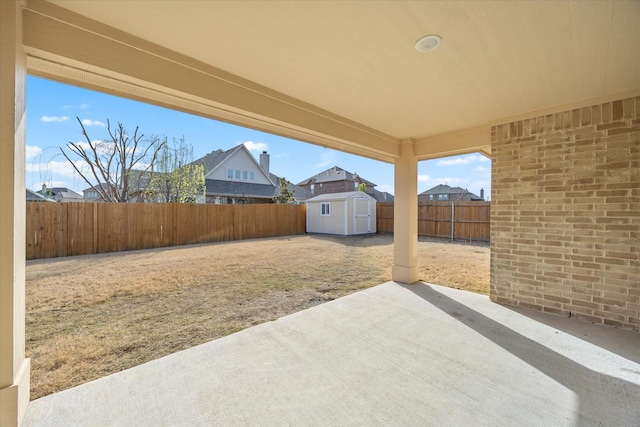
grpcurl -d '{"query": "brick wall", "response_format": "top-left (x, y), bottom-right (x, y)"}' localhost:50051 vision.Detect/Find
top-left (491, 96), bottom-right (639, 330)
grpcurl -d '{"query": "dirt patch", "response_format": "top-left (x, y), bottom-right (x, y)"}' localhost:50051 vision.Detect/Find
top-left (26, 234), bottom-right (489, 400)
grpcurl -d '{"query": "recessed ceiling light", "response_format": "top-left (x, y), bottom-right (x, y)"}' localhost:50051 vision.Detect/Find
top-left (415, 35), bottom-right (442, 53)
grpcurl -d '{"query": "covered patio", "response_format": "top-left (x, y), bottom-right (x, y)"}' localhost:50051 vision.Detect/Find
top-left (22, 282), bottom-right (640, 426)
top-left (1, 1), bottom-right (638, 425)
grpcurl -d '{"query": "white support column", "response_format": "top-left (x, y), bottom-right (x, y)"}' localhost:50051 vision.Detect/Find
top-left (392, 139), bottom-right (418, 284)
top-left (0, 1), bottom-right (30, 426)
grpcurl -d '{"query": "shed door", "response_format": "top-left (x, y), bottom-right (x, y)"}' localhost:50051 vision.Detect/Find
top-left (353, 198), bottom-right (371, 234)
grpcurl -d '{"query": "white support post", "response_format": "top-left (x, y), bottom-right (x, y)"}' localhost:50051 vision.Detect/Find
top-left (392, 139), bottom-right (418, 284)
top-left (0, 2), bottom-right (31, 426)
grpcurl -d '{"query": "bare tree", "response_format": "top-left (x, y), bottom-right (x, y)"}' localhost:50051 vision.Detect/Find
top-left (60, 117), bottom-right (165, 202)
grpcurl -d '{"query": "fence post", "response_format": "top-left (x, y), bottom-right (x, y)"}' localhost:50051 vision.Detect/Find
top-left (451, 202), bottom-right (454, 241)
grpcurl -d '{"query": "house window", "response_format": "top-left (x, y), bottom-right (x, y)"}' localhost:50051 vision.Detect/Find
top-left (321, 202), bottom-right (330, 216)
top-left (429, 194), bottom-right (434, 200)
top-left (438, 194), bottom-right (449, 200)
top-left (354, 182), bottom-right (358, 190)
top-left (227, 168), bottom-right (256, 181)
top-left (310, 184), bottom-right (315, 194)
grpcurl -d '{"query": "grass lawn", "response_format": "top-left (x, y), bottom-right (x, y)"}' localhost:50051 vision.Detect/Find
top-left (26, 233), bottom-right (489, 400)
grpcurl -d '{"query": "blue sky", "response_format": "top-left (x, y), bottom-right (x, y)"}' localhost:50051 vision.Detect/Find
top-left (26, 75), bottom-right (491, 198)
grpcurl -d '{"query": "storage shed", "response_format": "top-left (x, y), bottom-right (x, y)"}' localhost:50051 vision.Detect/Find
top-left (306, 191), bottom-right (376, 235)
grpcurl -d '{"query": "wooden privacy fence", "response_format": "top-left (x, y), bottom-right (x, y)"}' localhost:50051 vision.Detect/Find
top-left (26, 202), bottom-right (306, 260)
top-left (376, 201), bottom-right (491, 242)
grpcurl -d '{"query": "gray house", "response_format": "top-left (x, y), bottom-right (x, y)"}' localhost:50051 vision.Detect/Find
top-left (26, 189), bottom-right (53, 202)
top-left (418, 184), bottom-right (485, 202)
top-left (193, 144), bottom-right (311, 204)
top-left (37, 185), bottom-right (84, 202)
top-left (297, 166), bottom-right (394, 202)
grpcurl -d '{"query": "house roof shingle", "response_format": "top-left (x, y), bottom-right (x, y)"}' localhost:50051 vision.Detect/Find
top-left (27, 189), bottom-right (54, 202)
top-left (419, 184), bottom-right (482, 200)
top-left (297, 166), bottom-right (376, 187)
top-left (193, 149), bottom-right (235, 176)
top-left (37, 187), bottom-right (83, 201)
top-left (205, 179), bottom-right (275, 198)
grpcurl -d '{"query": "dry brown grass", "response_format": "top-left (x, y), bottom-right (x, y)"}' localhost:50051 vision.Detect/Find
top-left (26, 234), bottom-right (489, 400)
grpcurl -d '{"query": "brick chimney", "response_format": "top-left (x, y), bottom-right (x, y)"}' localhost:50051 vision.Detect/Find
top-left (260, 151), bottom-right (269, 174)
top-left (480, 188), bottom-right (484, 200)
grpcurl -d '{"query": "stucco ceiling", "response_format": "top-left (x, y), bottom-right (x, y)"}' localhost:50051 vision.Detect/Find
top-left (26, 0), bottom-right (640, 160)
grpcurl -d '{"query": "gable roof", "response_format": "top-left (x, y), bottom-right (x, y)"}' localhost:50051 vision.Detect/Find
top-left (297, 166), bottom-right (376, 187)
top-left (192, 149), bottom-right (233, 175)
top-left (193, 144), bottom-right (274, 184)
top-left (419, 184), bottom-right (482, 200)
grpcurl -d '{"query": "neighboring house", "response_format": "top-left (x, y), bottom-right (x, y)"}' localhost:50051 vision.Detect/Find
top-left (37, 185), bottom-right (84, 202)
top-left (83, 184), bottom-right (103, 201)
top-left (26, 188), bottom-right (53, 202)
top-left (297, 166), bottom-right (394, 202)
top-left (193, 144), bottom-right (310, 204)
top-left (82, 171), bottom-right (194, 203)
top-left (418, 184), bottom-right (485, 202)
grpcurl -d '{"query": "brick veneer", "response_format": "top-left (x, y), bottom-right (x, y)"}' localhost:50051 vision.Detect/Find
top-left (491, 96), bottom-right (640, 330)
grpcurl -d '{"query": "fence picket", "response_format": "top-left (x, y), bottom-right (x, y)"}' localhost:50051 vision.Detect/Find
top-left (376, 201), bottom-right (490, 242)
top-left (26, 202), bottom-right (307, 260)
top-left (26, 200), bottom-right (490, 260)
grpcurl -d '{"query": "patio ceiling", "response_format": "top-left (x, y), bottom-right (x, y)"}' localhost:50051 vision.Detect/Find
top-left (23, 0), bottom-right (640, 162)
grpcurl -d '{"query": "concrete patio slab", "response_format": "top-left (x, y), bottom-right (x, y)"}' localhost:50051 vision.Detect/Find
top-left (23, 282), bottom-right (640, 426)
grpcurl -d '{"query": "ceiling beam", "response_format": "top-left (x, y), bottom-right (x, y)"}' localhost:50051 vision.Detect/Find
top-left (414, 125), bottom-right (492, 161)
top-left (22, 1), bottom-right (400, 163)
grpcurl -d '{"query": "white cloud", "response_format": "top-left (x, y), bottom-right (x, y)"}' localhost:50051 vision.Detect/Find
top-left (80, 104), bottom-right (90, 109)
top-left (81, 119), bottom-right (106, 127)
top-left (436, 154), bottom-right (487, 167)
top-left (474, 166), bottom-right (489, 172)
top-left (243, 141), bottom-right (268, 152)
top-left (25, 145), bottom-right (43, 160)
top-left (41, 115), bottom-right (69, 123)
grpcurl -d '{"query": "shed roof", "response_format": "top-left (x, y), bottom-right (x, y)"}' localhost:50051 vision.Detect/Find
top-left (306, 191), bottom-right (376, 203)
